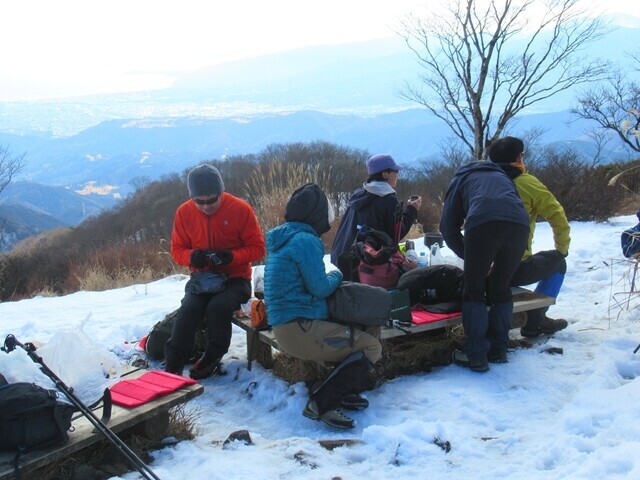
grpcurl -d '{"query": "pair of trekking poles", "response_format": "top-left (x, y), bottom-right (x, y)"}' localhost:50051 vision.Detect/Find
top-left (2, 334), bottom-right (161, 480)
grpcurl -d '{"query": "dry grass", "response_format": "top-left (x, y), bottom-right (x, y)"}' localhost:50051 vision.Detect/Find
top-left (23, 405), bottom-right (200, 480)
top-left (245, 161), bottom-right (333, 235)
top-left (270, 325), bottom-right (467, 387)
top-left (75, 264), bottom-right (159, 292)
top-left (30, 286), bottom-right (59, 298)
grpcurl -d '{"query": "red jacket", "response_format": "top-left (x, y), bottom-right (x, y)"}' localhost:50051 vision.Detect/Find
top-left (171, 193), bottom-right (266, 280)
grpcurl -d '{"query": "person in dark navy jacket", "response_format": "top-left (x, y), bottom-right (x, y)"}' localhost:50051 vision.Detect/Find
top-left (330, 154), bottom-right (421, 279)
top-left (440, 161), bottom-right (529, 372)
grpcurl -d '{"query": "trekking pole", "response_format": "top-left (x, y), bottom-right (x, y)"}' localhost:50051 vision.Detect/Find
top-left (2, 334), bottom-right (162, 480)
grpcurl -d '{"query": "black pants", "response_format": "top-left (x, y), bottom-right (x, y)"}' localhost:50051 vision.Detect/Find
top-left (462, 221), bottom-right (529, 361)
top-left (510, 250), bottom-right (567, 287)
top-left (165, 277), bottom-right (251, 369)
top-left (510, 249), bottom-right (567, 327)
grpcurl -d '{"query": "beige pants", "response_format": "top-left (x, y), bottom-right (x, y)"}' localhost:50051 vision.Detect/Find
top-left (273, 319), bottom-right (382, 365)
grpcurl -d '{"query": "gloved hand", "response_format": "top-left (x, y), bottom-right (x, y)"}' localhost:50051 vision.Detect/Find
top-left (209, 250), bottom-right (233, 266)
top-left (190, 249), bottom-right (215, 269)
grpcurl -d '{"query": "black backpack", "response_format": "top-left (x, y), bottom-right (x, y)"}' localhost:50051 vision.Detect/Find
top-left (397, 264), bottom-right (464, 311)
top-left (144, 309), bottom-right (207, 361)
top-left (352, 225), bottom-right (398, 265)
top-left (0, 382), bottom-right (75, 453)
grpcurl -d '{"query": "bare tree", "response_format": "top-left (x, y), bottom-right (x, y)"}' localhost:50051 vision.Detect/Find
top-left (0, 145), bottom-right (26, 195)
top-left (573, 61), bottom-right (640, 154)
top-left (400, 0), bottom-right (608, 160)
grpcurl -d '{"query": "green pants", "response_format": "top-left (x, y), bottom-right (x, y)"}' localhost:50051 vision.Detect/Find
top-left (273, 319), bottom-right (382, 365)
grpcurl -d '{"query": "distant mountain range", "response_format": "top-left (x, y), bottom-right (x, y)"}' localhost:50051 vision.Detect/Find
top-left (0, 26), bottom-right (639, 252)
top-left (1, 108), bottom-right (631, 193)
top-left (0, 182), bottom-right (116, 251)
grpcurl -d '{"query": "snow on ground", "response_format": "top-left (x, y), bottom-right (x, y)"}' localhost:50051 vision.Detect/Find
top-left (2, 215), bottom-right (640, 479)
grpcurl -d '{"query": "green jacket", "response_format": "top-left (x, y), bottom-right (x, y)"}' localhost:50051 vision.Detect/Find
top-left (513, 172), bottom-right (570, 258)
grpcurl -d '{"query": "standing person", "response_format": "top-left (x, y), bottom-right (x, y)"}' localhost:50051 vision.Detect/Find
top-left (440, 161), bottom-right (529, 372)
top-left (165, 164), bottom-right (266, 379)
top-left (330, 154), bottom-right (421, 279)
top-left (488, 136), bottom-right (570, 337)
top-left (265, 183), bottom-right (381, 429)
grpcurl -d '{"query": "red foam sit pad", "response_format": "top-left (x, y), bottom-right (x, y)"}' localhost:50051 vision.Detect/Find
top-left (411, 310), bottom-right (461, 325)
top-left (110, 371), bottom-right (198, 407)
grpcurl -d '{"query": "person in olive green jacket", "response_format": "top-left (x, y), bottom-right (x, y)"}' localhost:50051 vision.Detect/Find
top-left (488, 136), bottom-right (570, 337)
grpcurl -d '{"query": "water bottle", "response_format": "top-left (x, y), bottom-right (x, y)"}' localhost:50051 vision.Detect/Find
top-left (417, 251), bottom-right (429, 267)
top-left (430, 243), bottom-right (440, 265)
top-left (405, 247), bottom-right (418, 263)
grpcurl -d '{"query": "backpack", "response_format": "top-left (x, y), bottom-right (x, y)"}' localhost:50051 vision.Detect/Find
top-left (250, 299), bottom-right (268, 330)
top-left (352, 225), bottom-right (405, 288)
top-left (621, 211), bottom-right (640, 258)
top-left (327, 282), bottom-right (393, 327)
top-left (144, 310), bottom-right (207, 361)
top-left (0, 383), bottom-right (75, 453)
top-left (352, 225), bottom-right (398, 265)
top-left (247, 299), bottom-right (269, 372)
top-left (397, 264), bottom-right (464, 311)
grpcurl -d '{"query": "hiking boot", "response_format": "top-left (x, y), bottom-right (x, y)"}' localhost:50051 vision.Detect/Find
top-left (189, 353), bottom-right (222, 380)
top-left (302, 399), bottom-right (355, 429)
top-left (451, 349), bottom-right (489, 373)
top-left (340, 394), bottom-right (369, 411)
top-left (487, 350), bottom-right (508, 364)
top-left (164, 361), bottom-right (184, 376)
top-left (520, 316), bottom-right (568, 338)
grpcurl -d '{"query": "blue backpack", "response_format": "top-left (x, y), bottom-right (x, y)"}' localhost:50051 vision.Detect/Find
top-left (621, 210), bottom-right (640, 258)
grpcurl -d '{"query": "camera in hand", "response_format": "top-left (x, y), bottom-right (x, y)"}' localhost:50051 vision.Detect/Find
top-left (208, 252), bottom-right (223, 266)
top-left (410, 195), bottom-right (419, 201)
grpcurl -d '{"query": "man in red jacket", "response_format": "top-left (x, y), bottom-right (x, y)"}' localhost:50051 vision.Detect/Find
top-left (165, 164), bottom-right (266, 379)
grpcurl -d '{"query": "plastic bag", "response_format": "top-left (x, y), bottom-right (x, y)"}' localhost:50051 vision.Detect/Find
top-left (37, 322), bottom-right (120, 406)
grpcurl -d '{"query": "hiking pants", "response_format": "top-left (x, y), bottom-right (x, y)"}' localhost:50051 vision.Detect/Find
top-left (165, 277), bottom-right (251, 369)
top-left (510, 249), bottom-right (567, 327)
top-left (272, 318), bottom-right (382, 365)
top-left (462, 221), bottom-right (529, 361)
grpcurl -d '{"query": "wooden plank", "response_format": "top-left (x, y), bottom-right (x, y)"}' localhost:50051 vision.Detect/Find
top-left (0, 369), bottom-right (204, 479)
top-left (231, 287), bottom-right (555, 346)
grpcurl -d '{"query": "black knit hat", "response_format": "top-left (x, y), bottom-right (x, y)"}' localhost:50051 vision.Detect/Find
top-left (285, 183), bottom-right (330, 236)
top-left (187, 164), bottom-right (225, 198)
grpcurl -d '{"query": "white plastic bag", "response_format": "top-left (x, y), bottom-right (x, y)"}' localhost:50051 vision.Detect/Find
top-left (37, 322), bottom-right (120, 406)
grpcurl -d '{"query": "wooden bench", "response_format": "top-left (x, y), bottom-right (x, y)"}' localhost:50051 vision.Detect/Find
top-left (231, 287), bottom-right (555, 369)
top-left (0, 367), bottom-right (204, 480)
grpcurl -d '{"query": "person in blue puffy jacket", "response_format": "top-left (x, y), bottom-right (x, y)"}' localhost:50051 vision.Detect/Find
top-left (264, 183), bottom-right (381, 429)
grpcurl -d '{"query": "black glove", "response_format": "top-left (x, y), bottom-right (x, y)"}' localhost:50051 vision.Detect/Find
top-left (209, 250), bottom-right (233, 266)
top-left (190, 249), bottom-right (215, 269)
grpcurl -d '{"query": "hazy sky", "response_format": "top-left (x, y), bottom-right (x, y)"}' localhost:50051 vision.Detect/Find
top-left (0, 0), bottom-right (636, 102)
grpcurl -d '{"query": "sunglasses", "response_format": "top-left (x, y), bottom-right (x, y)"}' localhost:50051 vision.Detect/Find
top-left (193, 195), bottom-right (219, 206)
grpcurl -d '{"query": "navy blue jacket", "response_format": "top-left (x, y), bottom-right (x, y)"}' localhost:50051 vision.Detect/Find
top-left (439, 161), bottom-right (529, 259)
top-left (330, 184), bottom-right (417, 266)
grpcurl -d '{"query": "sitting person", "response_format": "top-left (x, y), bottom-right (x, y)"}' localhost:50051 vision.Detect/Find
top-left (440, 160), bottom-right (529, 372)
top-left (264, 183), bottom-right (381, 429)
top-left (330, 154), bottom-right (421, 280)
top-left (165, 163), bottom-right (266, 379)
top-left (488, 136), bottom-right (570, 337)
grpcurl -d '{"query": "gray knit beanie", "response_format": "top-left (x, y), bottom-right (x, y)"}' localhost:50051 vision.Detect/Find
top-left (187, 164), bottom-right (225, 198)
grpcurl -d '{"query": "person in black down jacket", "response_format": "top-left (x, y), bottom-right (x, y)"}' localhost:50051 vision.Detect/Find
top-left (330, 154), bottom-right (421, 279)
top-left (440, 161), bottom-right (529, 372)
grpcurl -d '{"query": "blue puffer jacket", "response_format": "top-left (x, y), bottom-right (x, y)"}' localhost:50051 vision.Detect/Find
top-left (439, 161), bottom-right (529, 259)
top-left (264, 222), bottom-right (343, 326)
